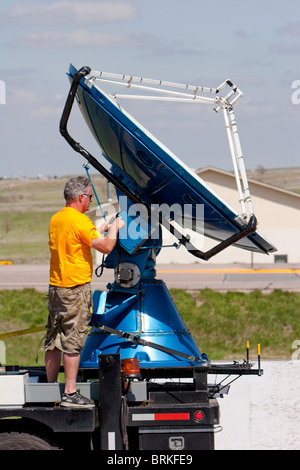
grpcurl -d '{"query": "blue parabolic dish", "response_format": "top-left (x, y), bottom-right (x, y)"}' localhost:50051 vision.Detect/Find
top-left (68, 64), bottom-right (276, 255)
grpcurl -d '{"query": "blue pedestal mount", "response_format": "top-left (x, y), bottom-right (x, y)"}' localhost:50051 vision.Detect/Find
top-left (80, 237), bottom-right (207, 369)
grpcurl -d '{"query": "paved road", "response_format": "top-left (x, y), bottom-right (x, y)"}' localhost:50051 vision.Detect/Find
top-left (0, 263), bottom-right (299, 292)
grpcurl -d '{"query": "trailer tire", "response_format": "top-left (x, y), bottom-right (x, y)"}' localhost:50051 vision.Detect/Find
top-left (0, 431), bottom-right (62, 450)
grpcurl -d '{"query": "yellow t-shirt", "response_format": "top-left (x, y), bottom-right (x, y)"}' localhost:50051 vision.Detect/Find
top-left (49, 207), bottom-right (102, 287)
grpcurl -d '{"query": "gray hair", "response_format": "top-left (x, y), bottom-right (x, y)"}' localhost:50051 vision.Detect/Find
top-left (63, 176), bottom-right (91, 201)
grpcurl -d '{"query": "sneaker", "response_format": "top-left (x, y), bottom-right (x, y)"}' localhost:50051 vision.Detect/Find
top-left (60, 390), bottom-right (95, 408)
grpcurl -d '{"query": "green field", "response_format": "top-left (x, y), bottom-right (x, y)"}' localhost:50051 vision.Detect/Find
top-left (1, 288), bottom-right (299, 366)
top-left (0, 174), bottom-right (111, 263)
top-left (1, 168), bottom-right (300, 264)
top-left (0, 171), bottom-right (300, 365)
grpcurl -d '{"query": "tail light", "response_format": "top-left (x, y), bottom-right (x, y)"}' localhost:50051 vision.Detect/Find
top-left (193, 410), bottom-right (205, 422)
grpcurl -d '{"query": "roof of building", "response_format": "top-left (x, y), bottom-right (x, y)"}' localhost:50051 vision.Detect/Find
top-left (196, 166), bottom-right (300, 200)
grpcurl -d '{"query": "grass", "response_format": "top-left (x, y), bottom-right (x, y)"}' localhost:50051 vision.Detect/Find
top-left (0, 289), bottom-right (48, 366)
top-left (0, 174), bottom-right (111, 264)
top-left (0, 172), bottom-right (299, 365)
top-left (0, 211), bottom-right (53, 263)
top-left (170, 288), bottom-right (300, 360)
top-left (0, 288), bottom-right (299, 366)
top-left (246, 166), bottom-right (300, 193)
top-left (0, 169), bottom-right (299, 263)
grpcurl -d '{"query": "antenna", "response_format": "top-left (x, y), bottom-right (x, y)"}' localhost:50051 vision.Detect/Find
top-left (58, 64), bottom-right (276, 368)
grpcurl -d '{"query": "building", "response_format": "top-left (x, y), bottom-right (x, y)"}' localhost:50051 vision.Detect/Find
top-left (94, 167), bottom-right (300, 266)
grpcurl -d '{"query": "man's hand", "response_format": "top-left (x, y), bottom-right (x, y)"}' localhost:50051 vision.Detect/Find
top-left (92, 215), bottom-right (125, 254)
top-left (99, 213), bottom-right (117, 233)
top-left (114, 215), bottom-right (125, 231)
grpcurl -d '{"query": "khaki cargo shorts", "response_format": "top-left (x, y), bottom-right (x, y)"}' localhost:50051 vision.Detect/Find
top-left (44, 283), bottom-right (93, 355)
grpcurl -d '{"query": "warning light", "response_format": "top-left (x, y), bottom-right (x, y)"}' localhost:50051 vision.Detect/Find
top-left (122, 358), bottom-right (141, 378)
top-left (193, 410), bottom-right (205, 422)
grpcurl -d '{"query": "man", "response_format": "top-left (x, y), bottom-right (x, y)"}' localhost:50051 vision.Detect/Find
top-left (44, 176), bottom-right (124, 408)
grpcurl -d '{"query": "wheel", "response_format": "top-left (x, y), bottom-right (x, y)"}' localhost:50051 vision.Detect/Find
top-left (0, 431), bottom-right (62, 450)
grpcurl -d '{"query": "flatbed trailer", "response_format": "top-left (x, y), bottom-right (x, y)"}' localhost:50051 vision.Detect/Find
top-left (0, 65), bottom-right (267, 452)
top-left (0, 355), bottom-right (261, 451)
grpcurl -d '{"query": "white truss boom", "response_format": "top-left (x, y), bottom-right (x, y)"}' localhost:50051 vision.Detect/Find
top-left (83, 70), bottom-right (255, 222)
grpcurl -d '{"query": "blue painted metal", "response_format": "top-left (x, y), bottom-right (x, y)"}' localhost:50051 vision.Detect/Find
top-left (64, 65), bottom-right (274, 368)
top-left (80, 263), bottom-right (205, 368)
top-left (80, 220), bottom-right (205, 367)
top-left (68, 63), bottom-right (276, 255)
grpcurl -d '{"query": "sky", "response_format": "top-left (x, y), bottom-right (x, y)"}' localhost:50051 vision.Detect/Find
top-left (0, 0), bottom-right (299, 178)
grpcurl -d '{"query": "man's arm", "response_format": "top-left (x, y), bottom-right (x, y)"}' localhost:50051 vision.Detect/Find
top-left (98, 213), bottom-right (117, 235)
top-left (91, 217), bottom-right (125, 254)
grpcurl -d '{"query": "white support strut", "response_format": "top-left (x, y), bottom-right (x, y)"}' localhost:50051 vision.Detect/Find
top-left (84, 70), bottom-right (255, 223)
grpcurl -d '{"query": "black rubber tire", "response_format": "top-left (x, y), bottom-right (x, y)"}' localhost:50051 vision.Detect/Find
top-left (0, 431), bottom-right (62, 450)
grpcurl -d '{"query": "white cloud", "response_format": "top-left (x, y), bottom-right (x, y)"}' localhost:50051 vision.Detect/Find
top-left (11, 29), bottom-right (158, 49)
top-left (3, 1), bottom-right (137, 25)
top-left (6, 87), bottom-right (62, 119)
top-left (234, 29), bottom-right (255, 39)
top-left (276, 20), bottom-right (300, 37)
top-left (269, 42), bottom-right (300, 55)
top-left (9, 88), bottom-right (42, 106)
top-left (31, 105), bottom-right (62, 119)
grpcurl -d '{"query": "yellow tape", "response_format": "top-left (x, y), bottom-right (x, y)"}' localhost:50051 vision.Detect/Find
top-left (0, 325), bottom-right (46, 340)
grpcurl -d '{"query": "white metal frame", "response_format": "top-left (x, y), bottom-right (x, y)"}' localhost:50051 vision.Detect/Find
top-left (84, 70), bottom-right (255, 222)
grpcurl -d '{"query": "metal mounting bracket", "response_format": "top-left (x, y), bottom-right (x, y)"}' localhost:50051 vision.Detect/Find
top-left (59, 67), bottom-right (258, 261)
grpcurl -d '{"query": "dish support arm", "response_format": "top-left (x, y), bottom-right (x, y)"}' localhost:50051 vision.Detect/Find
top-left (59, 67), bottom-right (257, 261)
